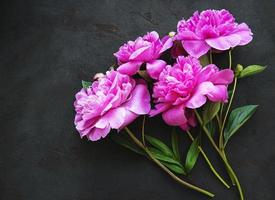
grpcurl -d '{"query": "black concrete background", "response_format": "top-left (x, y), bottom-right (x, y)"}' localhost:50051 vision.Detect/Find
top-left (1, 0), bottom-right (275, 199)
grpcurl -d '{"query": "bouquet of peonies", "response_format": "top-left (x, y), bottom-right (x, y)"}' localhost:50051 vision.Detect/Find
top-left (73, 9), bottom-right (266, 199)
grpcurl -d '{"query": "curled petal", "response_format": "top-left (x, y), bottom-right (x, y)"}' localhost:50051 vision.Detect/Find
top-left (95, 107), bottom-right (126, 129)
top-left (235, 23), bottom-right (253, 45)
top-left (88, 126), bottom-right (111, 141)
top-left (160, 36), bottom-right (173, 53)
top-left (118, 110), bottom-right (138, 131)
top-left (209, 69), bottom-right (234, 85)
top-left (117, 61), bottom-right (142, 75)
top-left (206, 85), bottom-right (228, 102)
top-left (162, 105), bottom-right (187, 126)
top-left (175, 31), bottom-right (200, 40)
top-left (123, 83), bottom-right (151, 115)
top-left (150, 103), bottom-right (170, 117)
top-left (182, 40), bottom-right (211, 58)
top-left (129, 46), bottom-right (152, 60)
top-left (197, 64), bottom-right (218, 83)
top-left (186, 82), bottom-right (215, 109)
top-left (205, 34), bottom-right (242, 50)
top-left (146, 60), bottom-right (166, 79)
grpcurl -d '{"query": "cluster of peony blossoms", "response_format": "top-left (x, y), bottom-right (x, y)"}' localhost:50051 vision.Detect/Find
top-left (74, 9), bottom-right (264, 199)
top-left (74, 9), bottom-right (250, 141)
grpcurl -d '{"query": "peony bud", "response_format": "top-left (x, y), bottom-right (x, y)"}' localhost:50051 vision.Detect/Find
top-left (235, 64), bottom-right (243, 76)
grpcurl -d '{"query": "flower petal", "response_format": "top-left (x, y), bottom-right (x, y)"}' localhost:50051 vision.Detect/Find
top-left (123, 83), bottom-right (151, 115)
top-left (182, 40), bottom-right (211, 58)
top-left (197, 64), bottom-right (218, 83)
top-left (208, 69), bottom-right (234, 85)
top-left (160, 36), bottom-right (173, 53)
top-left (146, 60), bottom-right (166, 79)
top-left (129, 45), bottom-right (151, 60)
top-left (186, 82), bottom-right (215, 109)
top-left (235, 23), bottom-right (253, 46)
top-left (176, 31), bottom-right (200, 40)
top-left (162, 105), bottom-right (187, 126)
top-left (206, 85), bottom-right (228, 102)
top-left (118, 110), bottom-right (138, 131)
top-left (205, 34), bottom-right (242, 50)
top-left (149, 103), bottom-right (170, 117)
top-left (88, 126), bottom-right (111, 141)
top-left (95, 107), bottom-right (126, 129)
top-left (117, 61), bottom-right (142, 75)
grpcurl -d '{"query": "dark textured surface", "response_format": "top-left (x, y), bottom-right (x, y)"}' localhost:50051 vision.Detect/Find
top-left (1, 0), bottom-right (275, 199)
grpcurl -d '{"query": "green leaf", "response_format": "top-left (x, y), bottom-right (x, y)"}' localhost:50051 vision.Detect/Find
top-left (82, 80), bottom-right (91, 88)
top-left (145, 135), bottom-right (174, 157)
top-left (224, 105), bottom-right (258, 146)
top-left (171, 129), bottom-right (181, 161)
top-left (112, 136), bottom-right (145, 156)
top-left (161, 162), bottom-right (186, 175)
top-left (239, 65), bottom-right (266, 78)
top-left (148, 147), bottom-right (182, 165)
top-left (199, 54), bottom-right (210, 67)
top-left (185, 137), bottom-right (200, 173)
top-left (205, 120), bottom-right (216, 137)
top-left (202, 102), bottom-right (220, 125)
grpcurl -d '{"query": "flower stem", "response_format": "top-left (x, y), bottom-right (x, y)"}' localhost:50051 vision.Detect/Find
top-left (209, 50), bottom-right (213, 64)
top-left (194, 111), bottom-right (244, 200)
top-left (229, 49), bottom-right (232, 69)
top-left (219, 49), bottom-right (232, 130)
top-left (124, 127), bottom-right (215, 198)
top-left (220, 77), bottom-right (238, 148)
top-left (186, 130), bottom-right (230, 189)
top-left (141, 116), bottom-right (146, 145)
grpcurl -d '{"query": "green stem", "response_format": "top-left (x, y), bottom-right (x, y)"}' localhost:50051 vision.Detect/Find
top-left (209, 50), bottom-right (213, 64)
top-left (220, 77), bottom-right (238, 148)
top-left (219, 77), bottom-right (238, 185)
top-left (219, 104), bottom-right (224, 123)
top-left (229, 49), bottom-right (232, 69)
top-left (186, 130), bottom-right (230, 189)
top-left (194, 111), bottom-right (244, 200)
top-left (141, 116), bottom-right (146, 145)
top-left (124, 127), bottom-right (215, 198)
top-left (219, 49), bottom-right (233, 148)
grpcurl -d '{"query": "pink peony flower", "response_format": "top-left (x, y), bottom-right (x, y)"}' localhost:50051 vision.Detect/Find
top-left (150, 56), bottom-right (234, 130)
top-left (114, 31), bottom-right (173, 79)
top-left (74, 70), bottom-right (151, 141)
top-left (175, 9), bottom-right (253, 58)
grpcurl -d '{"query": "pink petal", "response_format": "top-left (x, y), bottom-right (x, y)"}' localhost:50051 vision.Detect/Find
top-left (123, 83), bottom-right (151, 115)
top-left (182, 40), bottom-right (211, 58)
top-left (118, 110), bottom-right (138, 131)
top-left (95, 107), bottom-right (126, 129)
top-left (129, 45), bottom-right (151, 60)
top-left (176, 31), bottom-right (200, 40)
top-left (75, 118), bottom-right (96, 131)
top-left (160, 36), bottom-right (173, 53)
top-left (149, 103), bottom-right (170, 117)
top-left (208, 69), bottom-right (234, 85)
top-left (205, 34), bottom-right (242, 50)
top-left (235, 23), bottom-right (253, 45)
top-left (88, 126), bottom-right (111, 141)
top-left (117, 61), bottom-right (142, 75)
top-left (186, 82), bottom-right (215, 109)
top-left (162, 105), bottom-right (187, 126)
top-left (146, 60), bottom-right (166, 79)
top-left (197, 64), bottom-right (218, 83)
top-left (206, 85), bottom-right (228, 102)
top-left (145, 31), bottom-right (159, 41)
